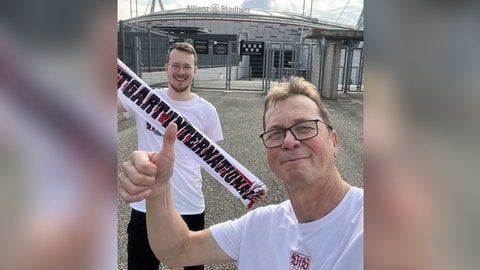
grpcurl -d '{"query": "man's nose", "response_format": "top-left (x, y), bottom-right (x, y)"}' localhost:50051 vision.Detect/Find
top-left (282, 129), bottom-right (300, 148)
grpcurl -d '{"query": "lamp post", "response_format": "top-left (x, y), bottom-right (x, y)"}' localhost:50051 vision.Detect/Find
top-left (300, 0), bottom-right (306, 43)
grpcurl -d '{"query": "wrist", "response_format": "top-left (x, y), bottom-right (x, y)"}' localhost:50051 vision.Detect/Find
top-left (146, 182), bottom-right (171, 202)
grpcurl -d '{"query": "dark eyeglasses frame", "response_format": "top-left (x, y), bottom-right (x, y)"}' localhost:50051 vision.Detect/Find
top-left (259, 119), bottom-right (333, 148)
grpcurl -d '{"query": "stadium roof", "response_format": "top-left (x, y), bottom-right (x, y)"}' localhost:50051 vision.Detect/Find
top-left (125, 8), bottom-right (355, 31)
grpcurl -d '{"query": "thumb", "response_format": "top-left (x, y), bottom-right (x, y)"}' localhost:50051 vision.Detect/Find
top-left (150, 123), bottom-right (177, 186)
top-left (162, 122), bottom-right (178, 154)
top-left (151, 123), bottom-right (177, 166)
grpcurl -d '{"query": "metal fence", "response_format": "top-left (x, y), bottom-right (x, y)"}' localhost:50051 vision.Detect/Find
top-left (118, 21), bottom-right (363, 94)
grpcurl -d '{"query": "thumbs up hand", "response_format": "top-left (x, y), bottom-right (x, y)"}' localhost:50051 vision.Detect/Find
top-left (118, 123), bottom-right (177, 203)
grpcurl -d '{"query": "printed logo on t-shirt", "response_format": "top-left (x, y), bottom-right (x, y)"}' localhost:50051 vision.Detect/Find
top-left (146, 122), bottom-right (163, 137)
top-left (290, 251), bottom-right (311, 270)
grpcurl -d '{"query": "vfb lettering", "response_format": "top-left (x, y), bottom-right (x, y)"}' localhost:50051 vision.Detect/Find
top-left (290, 251), bottom-right (311, 270)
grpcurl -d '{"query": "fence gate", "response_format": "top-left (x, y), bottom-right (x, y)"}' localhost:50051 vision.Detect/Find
top-left (339, 44), bottom-right (364, 93)
top-left (193, 41), bottom-right (314, 93)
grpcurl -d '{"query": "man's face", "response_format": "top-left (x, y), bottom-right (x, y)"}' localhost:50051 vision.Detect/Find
top-left (264, 95), bottom-right (338, 189)
top-left (165, 49), bottom-right (196, 93)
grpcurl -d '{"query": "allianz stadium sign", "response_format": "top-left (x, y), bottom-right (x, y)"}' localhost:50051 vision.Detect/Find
top-left (186, 4), bottom-right (250, 14)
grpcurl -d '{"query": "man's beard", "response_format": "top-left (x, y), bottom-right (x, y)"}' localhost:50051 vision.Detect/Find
top-left (169, 81), bottom-right (190, 93)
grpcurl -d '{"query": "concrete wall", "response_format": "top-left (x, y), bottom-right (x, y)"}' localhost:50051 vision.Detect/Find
top-left (141, 66), bottom-right (239, 86)
top-left (321, 41), bottom-right (341, 99)
top-left (141, 71), bottom-right (167, 86)
top-left (311, 45), bottom-right (321, 91)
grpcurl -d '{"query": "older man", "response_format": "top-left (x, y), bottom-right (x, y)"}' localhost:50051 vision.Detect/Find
top-left (118, 77), bottom-right (363, 269)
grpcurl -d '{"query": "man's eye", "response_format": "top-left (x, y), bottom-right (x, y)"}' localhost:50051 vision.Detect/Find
top-left (296, 126), bottom-right (314, 133)
top-left (266, 130), bottom-right (283, 140)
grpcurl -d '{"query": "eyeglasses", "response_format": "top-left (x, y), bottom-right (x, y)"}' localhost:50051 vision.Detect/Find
top-left (259, 119), bottom-right (332, 148)
top-left (168, 63), bottom-right (194, 72)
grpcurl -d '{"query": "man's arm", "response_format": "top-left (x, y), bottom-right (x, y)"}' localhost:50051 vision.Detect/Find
top-left (118, 123), bottom-right (233, 266)
top-left (146, 181), bottom-right (231, 266)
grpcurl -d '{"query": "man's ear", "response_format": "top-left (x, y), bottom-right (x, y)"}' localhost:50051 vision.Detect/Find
top-left (331, 130), bottom-right (339, 158)
top-left (331, 130), bottom-right (338, 146)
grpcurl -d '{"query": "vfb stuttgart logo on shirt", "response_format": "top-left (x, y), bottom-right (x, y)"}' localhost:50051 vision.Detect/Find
top-left (146, 122), bottom-right (163, 137)
top-left (290, 251), bottom-right (311, 270)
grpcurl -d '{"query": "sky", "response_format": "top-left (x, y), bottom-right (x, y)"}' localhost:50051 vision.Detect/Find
top-left (117, 0), bottom-right (363, 27)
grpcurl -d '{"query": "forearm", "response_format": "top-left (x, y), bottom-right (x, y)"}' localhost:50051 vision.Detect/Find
top-left (145, 182), bottom-right (190, 266)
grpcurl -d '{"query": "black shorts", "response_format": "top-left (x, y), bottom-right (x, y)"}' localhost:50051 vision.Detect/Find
top-left (127, 208), bottom-right (205, 270)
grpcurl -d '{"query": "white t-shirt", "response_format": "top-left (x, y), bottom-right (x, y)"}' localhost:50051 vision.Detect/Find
top-left (121, 88), bottom-right (223, 214)
top-left (210, 187), bottom-right (364, 270)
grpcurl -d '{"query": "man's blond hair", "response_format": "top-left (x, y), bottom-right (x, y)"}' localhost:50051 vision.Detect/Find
top-left (263, 76), bottom-right (332, 130)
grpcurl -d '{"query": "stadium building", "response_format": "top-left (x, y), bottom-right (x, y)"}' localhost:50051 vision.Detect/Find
top-left (118, 4), bottom-right (363, 97)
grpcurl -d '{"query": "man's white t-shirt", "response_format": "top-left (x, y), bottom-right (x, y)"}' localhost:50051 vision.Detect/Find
top-left (210, 187), bottom-right (364, 270)
top-left (121, 88), bottom-right (223, 215)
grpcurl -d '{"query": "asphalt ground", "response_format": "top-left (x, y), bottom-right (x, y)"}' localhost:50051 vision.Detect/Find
top-left (117, 88), bottom-right (364, 270)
